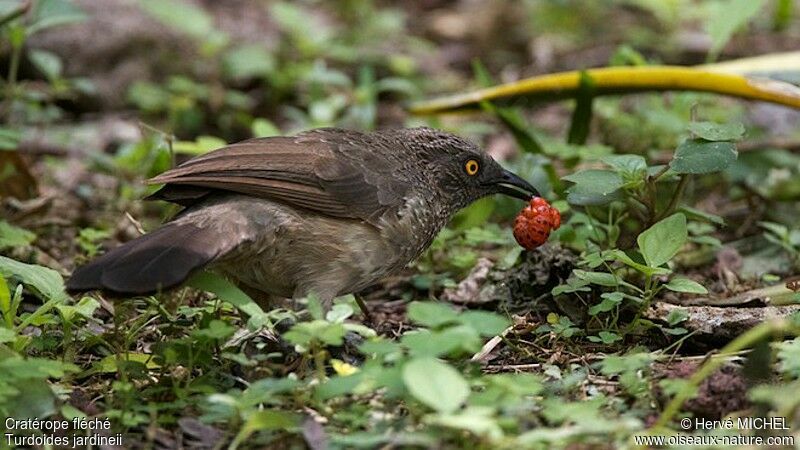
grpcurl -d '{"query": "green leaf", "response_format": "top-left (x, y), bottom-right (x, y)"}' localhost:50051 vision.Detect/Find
top-left (403, 358), bottom-right (469, 413)
top-left (664, 278), bottom-right (708, 294)
top-left (251, 119), bottom-right (280, 138)
top-left (688, 121), bottom-right (745, 141)
top-left (187, 271), bottom-right (267, 328)
top-left (563, 169), bottom-right (623, 205)
top-left (706, 0), bottom-right (766, 61)
top-left (86, 353), bottom-right (159, 375)
top-left (0, 220), bottom-right (35, 250)
top-left (637, 213), bottom-right (687, 268)
top-left (588, 331), bottom-right (622, 344)
top-left (283, 320), bottom-right (346, 348)
top-left (0, 256), bottom-right (66, 302)
top-left (588, 292), bottom-right (624, 315)
top-left (601, 154), bottom-right (647, 174)
top-left (140, 0), bottom-right (214, 38)
top-left (28, 49), bottom-right (62, 79)
top-left (222, 45), bottom-right (275, 80)
top-left (678, 205), bottom-right (725, 225)
top-left (402, 326), bottom-right (480, 357)
top-left (0, 127), bottom-right (21, 150)
top-left (670, 139), bottom-right (737, 174)
top-left (458, 311), bottom-right (510, 336)
top-left (28, 0), bottom-right (87, 34)
top-left (173, 136), bottom-right (226, 155)
top-left (608, 249), bottom-right (671, 277)
top-left (573, 270), bottom-right (619, 287)
top-left (427, 407), bottom-right (503, 440)
top-left (406, 302), bottom-right (460, 328)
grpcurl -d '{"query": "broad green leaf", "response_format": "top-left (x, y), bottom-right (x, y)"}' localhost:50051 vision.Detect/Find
top-left (402, 326), bottom-right (480, 357)
top-left (283, 320), bottom-right (346, 348)
top-left (562, 169), bottom-right (623, 205)
top-left (601, 154), bottom-right (647, 174)
top-left (573, 270), bottom-right (619, 287)
top-left (140, 0), bottom-right (214, 38)
top-left (406, 302), bottom-right (460, 328)
top-left (0, 327), bottom-right (14, 343)
top-left (670, 139), bottom-right (737, 174)
top-left (251, 119), bottom-right (280, 138)
top-left (637, 214), bottom-right (687, 268)
top-left (664, 278), bottom-right (708, 294)
top-left (56, 297), bottom-right (99, 323)
top-left (187, 271), bottom-right (267, 328)
top-left (458, 311), bottom-right (509, 336)
top-left (0, 220), bottom-right (35, 250)
top-left (223, 45), bottom-right (275, 80)
top-left (403, 358), bottom-right (469, 414)
top-left (28, 0), bottom-right (87, 34)
top-left (28, 49), bottom-right (62, 79)
top-left (706, 0), bottom-right (766, 61)
top-left (608, 249), bottom-right (671, 277)
top-left (687, 121), bottom-right (745, 141)
top-left (0, 256), bottom-right (66, 302)
top-left (427, 407), bottom-right (503, 440)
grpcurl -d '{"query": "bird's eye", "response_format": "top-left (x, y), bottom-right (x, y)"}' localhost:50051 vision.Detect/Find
top-left (464, 159), bottom-right (480, 176)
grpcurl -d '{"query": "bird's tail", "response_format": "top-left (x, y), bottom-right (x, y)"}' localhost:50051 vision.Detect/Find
top-left (66, 222), bottom-right (225, 295)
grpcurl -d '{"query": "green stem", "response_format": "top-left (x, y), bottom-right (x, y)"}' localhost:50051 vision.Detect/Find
top-left (655, 175), bottom-right (689, 222)
top-left (0, 0), bottom-right (29, 29)
top-left (646, 318), bottom-right (799, 435)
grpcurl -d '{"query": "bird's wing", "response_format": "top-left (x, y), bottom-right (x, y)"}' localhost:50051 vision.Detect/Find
top-left (146, 133), bottom-right (407, 223)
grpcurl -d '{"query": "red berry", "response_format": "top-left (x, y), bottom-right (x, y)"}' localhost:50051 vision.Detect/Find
top-left (512, 197), bottom-right (561, 250)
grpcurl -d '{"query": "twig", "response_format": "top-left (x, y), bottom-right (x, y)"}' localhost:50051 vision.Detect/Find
top-left (471, 325), bottom-right (512, 362)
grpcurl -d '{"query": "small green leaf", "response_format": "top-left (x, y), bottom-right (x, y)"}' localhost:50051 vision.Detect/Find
top-left (403, 358), bottom-right (469, 413)
top-left (588, 292), bottom-right (624, 315)
top-left (687, 121), bottom-right (745, 141)
top-left (0, 256), bottom-right (66, 302)
top-left (665, 278), bottom-right (708, 294)
top-left (573, 270), bottom-right (619, 287)
top-left (458, 311), bottom-right (510, 336)
top-left (0, 221), bottom-right (35, 250)
top-left (28, 0), bottom-right (87, 34)
top-left (406, 302), bottom-right (460, 328)
top-left (563, 169), bottom-right (623, 205)
top-left (706, 0), bottom-right (766, 60)
top-left (28, 49), bottom-right (62, 80)
top-left (601, 154), bottom-right (647, 174)
top-left (637, 214), bottom-right (687, 268)
top-left (670, 139), bottom-right (737, 174)
top-left (223, 45), bottom-right (275, 80)
top-left (140, 0), bottom-right (214, 38)
top-left (187, 271), bottom-right (267, 327)
top-left (251, 119), bottom-right (280, 138)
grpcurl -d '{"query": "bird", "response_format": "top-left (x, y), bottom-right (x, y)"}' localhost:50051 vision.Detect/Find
top-left (66, 127), bottom-right (540, 310)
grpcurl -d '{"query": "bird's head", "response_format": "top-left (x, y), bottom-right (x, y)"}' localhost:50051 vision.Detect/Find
top-left (396, 128), bottom-right (540, 210)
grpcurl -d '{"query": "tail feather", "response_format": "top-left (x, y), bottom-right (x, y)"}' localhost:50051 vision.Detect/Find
top-left (67, 223), bottom-right (224, 295)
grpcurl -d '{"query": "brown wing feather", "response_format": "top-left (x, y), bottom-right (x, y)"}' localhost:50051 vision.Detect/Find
top-left (146, 134), bottom-right (403, 223)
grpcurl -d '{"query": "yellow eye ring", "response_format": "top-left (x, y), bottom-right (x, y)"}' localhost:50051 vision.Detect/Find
top-left (465, 159), bottom-right (480, 176)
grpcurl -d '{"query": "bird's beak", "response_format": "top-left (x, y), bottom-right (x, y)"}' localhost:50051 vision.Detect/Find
top-left (494, 169), bottom-right (540, 201)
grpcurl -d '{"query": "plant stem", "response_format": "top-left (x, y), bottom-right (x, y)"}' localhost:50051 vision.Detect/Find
top-left (655, 175), bottom-right (689, 222)
top-left (640, 318), bottom-right (799, 441)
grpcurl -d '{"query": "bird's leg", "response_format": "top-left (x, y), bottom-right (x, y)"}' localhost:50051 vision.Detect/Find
top-left (354, 295), bottom-right (372, 323)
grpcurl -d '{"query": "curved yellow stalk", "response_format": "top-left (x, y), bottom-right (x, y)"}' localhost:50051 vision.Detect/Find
top-left (409, 65), bottom-right (800, 115)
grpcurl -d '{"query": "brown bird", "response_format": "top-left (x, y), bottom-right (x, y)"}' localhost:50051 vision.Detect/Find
top-left (66, 127), bottom-right (539, 309)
